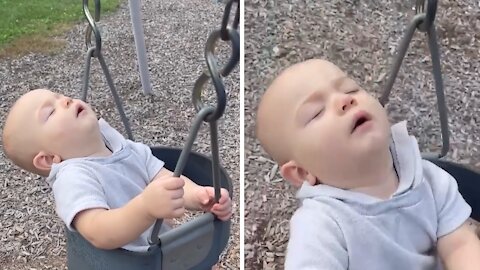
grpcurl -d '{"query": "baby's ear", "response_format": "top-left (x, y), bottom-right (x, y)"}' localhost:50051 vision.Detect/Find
top-left (280, 161), bottom-right (316, 188)
top-left (33, 151), bottom-right (62, 172)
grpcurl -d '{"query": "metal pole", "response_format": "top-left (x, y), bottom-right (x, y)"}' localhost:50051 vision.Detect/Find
top-left (128, 0), bottom-right (153, 95)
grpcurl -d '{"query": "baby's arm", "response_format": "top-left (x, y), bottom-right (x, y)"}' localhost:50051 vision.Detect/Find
top-left (73, 173), bottom-right (185, 250)
top-left (423, 160), bottom-right (479, 269)
top-left (437, 221), bottom-right (480, 270)
top-left (138, 142), bottom-right (231, 217)
top-left (153, 168), bottom-right (232, 221)
top-left (153, 167), bottom-right (203, 210)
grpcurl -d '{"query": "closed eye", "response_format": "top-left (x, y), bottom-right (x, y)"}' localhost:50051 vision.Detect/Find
top-left (308, 108), bottom-right (324, 123)
top-left (48, 108), bottom-right (55, 118)
top-left (347, 88), bottom-right (359, 94)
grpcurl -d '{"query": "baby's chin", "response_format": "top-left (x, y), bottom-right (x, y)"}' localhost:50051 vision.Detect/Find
top-left (350, 127), bottom-right (390, 154)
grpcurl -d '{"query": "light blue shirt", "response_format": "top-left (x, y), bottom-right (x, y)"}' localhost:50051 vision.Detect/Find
top-left (47, 119), bottom-right (168, 252)
top-left (285, 122), bottom-right (472, 270)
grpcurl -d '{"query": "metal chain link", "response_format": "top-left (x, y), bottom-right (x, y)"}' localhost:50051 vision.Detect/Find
top-left (192, 0), bottom-right (240, 122)
top-left (84, 0), bottom-right (101, 54)
top-left (220, 0), bottom-right (240, 41)
top-left (380, 0), bottom-right (449, 159)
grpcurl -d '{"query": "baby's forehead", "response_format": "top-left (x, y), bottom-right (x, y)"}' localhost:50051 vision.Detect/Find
top-left (278, 68), bottom-right (348, 96)
top-left (9, 89), bottom-right (53, 116)
top-left (263, 60), bottom-right (349, 109)
top-left (17, 89), bottom-right (48, 101)
top-left (20, 89), bottom-right (56, 105)
top-left (286, 59), bottom-right (343, 76)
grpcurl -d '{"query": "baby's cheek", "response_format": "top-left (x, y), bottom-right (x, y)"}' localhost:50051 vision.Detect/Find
top-left (300, 137), bottom-right (327, 162)
top-left (369, 99), bottom-right (388, 119)
top-left (45, 126), bottom-right (63, 140)
top-left (294, 138), bottom-right (314, 162)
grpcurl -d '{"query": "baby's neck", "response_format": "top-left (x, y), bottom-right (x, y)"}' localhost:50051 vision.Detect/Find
top-left (347, 148), bottom-right (399, 200)
top-left (89, 144), bottom-right (113, 157)
top-left (349, 167), bottom-right (398, 200)
top-left (68, 137), bottom-right (112, 160)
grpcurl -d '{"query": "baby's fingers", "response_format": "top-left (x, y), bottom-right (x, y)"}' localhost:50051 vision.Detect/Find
top-left (163, 177), bottom-right (185, 190)
top-left (213, 207), bottom-right (231, 217)
top-left (214, 209), bottom-right (232, 221)
top-left (169, 198), bottom-right (185, 218)
top-left (212, 202), bottom-right (232, 218)
top-left (171, 206), bottom-right (186, 218)
top-left (170, 198), bottom-right (185, 209)
top-left (170, 188), bottom-right (184, 200)
top-left (212, 200), bottom-right (231, 211)
top-left (217, 189), bottom-right (230, 204)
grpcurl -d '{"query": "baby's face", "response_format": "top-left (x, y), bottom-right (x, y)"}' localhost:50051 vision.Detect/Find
top-left (261, 60), bottom-right (391, 188)
top-left (6, 89), bottom-right (99, 161)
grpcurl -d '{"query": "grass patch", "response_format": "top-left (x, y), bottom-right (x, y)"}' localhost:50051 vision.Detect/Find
top-left (0, 0), bottom-right (122, 58)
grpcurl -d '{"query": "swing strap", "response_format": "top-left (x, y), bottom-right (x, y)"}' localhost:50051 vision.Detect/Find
top-left (379, 0), bottom-right (449, 159)
top-left (81, 0), bottom-right (134, 140)
top-left (149, 0), bottom-right (240, 246)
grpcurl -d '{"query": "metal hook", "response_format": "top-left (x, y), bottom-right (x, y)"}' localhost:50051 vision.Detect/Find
top-left (380, 4), bottom-right (449, 159)
top-left (415, 0), bottom-right (437, 32)
top-left (83, 0), bottom-right (102, 54)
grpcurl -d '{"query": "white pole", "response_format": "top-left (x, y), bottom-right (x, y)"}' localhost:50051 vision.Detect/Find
top-left (128, 0), bottom-right (153, 95)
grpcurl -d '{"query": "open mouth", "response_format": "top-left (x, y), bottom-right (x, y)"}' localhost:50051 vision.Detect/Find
top-left (76, 105), bottom-right (84, 117)
top-left (351, 111), bottom-right (371, 133)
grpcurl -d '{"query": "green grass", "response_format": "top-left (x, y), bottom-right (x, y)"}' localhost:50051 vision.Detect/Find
top-left (0, 0), bottom-right (122, 56)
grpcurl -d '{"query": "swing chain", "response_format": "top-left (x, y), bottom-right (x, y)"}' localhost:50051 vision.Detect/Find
top-left (81, 0), bottom-right (134, 140)
top-left (415, 0), bottom-right (437, 32)
top-left (149, 0), bottom-right (239, 246)
top-left (84, 0), bottom-right (102, 56)
top-left (220, 0), bottom-right (240, 41)
top-left (192, 0), bottom-right (240, 122)
top-left (380, 0), bottom-right (449, 159)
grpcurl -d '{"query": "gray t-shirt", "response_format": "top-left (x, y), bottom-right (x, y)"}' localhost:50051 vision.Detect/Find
top-left (47, 119), bottom-right (168, 252)
top-left (285, 121), bottom-right (472, 270)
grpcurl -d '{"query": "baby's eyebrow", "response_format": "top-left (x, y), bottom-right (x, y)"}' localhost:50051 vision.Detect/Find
top-left (37, 98), bottom-right (54, 122)
top-left (294, 76), bottom-right (350, 125)
top-left (299, 75), bottom-right (348, 105)
top-left (295, 91), bottom-right (323, 125)
top-left (39, 93), bottom-right (59, 110)
top-left (332, 75), bottom-right (350, 89)
top-left (300, 91), bottom-right (323, 107)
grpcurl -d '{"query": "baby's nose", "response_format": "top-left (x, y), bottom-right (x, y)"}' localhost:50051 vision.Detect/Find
top-left (337, 94), bottom-right (357, 112)
top-left (59, 96), bottom-right (73, 108)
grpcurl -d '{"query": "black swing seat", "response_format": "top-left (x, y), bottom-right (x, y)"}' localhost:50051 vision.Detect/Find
top-left (430, 159), bottom-right (480, 221)
top-left (66, 146), bottom-right (233, 270)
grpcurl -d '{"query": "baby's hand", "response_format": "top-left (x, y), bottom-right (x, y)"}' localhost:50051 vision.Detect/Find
top-left (141, 176), bottom-right (185, 220)
top-left (195, 187), bottom-right (232, 221)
